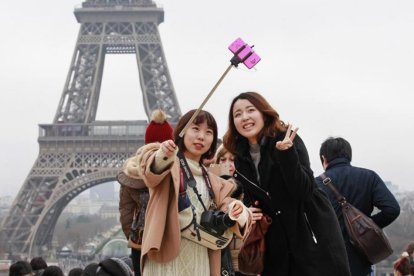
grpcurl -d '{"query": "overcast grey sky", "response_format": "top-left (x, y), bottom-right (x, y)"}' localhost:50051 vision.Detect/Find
top-left (0, 0), bottom-right (413, 197)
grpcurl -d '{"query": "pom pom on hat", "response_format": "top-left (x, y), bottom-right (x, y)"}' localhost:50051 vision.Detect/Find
top-left (150, 109), bottom-right (167, 124)
top-left (145, 109), bottom-right (174, 144)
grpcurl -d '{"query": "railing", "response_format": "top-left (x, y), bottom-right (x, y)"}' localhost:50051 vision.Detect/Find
top-left (38, 121), bottom-right (148, 139)
top-left (81, 0), bottom-right (157, 8)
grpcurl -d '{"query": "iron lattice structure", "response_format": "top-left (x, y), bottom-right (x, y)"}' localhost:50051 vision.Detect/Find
top-left (0, 0), bottom-right (181, 257)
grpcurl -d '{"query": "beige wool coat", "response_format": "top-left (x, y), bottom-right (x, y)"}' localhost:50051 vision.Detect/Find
top-left (129, 143), bottom-right (250, 276)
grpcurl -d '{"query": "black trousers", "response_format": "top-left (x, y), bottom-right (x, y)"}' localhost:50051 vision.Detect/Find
top-left (131, 248), bottom-right (141, 276)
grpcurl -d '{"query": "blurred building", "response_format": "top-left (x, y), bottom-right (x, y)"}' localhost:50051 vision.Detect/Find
top-left (63, 184), bottom-right (119, 217)
top-left (98, 204), bottom-right (119, 220)
top-left (90, 182), bottom-right (116, 200)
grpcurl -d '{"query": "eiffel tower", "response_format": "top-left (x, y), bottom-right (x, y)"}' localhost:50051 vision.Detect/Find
top-left (0, 0), bottom-right (181, 257)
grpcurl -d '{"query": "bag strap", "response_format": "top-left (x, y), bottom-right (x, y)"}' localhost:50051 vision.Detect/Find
top-left (320, 173), bottom-right (347, 205)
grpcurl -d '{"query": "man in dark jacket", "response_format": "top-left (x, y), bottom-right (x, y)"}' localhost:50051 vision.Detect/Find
top-left (315, 137), bottom-right (400, 276)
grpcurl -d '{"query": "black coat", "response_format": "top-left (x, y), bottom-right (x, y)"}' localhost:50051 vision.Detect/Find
top-left (315, 158), bottom-right (400, 276)
top-left (233, 135), bottom-right (351, 276)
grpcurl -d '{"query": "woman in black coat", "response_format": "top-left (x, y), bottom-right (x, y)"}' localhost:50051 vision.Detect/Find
top-left (223, 92), bottom-right (351, 276)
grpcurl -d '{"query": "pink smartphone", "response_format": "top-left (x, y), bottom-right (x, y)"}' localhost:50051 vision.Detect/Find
top-left (228, 38), bottom-right (246, 54)
top-left (243, 52), bottom-right (261, 69)
top-left (228, 37), bottom-right (261, 69)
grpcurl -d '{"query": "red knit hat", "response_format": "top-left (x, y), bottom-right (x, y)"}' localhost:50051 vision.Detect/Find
top-left (144, 109), bottom-right (174, 144)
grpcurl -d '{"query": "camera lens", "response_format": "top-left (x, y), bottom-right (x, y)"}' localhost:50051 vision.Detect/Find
top-left (200, 210), bottom-right (236, 235)
top-left (221, 213), bottom-right (236, 228)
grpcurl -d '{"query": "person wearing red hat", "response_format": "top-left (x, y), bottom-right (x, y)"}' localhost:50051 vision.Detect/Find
top-left (118, 109), bottom-right (174, 276)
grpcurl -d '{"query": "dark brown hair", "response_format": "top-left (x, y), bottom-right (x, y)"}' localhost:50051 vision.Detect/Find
top-left (9, 261), bottom-right (32, 276)
top-left (173, 109), bottom-right (218, 161)
top-left (223, 92), bottom-right (286, 153)
top-left (30, 257), bottom-right (48, 271)
top-left (42, 266), bottom-right (64, 276)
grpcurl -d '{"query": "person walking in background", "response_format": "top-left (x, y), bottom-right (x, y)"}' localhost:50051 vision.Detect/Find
top-left (118, 109), bottom-right (174, 276)
top-left (124, 109), bottom-right (252, 276)
top-left (223, 91), bottom-right (350, 276)
top-left (315, 136), bottom-right (400, 276)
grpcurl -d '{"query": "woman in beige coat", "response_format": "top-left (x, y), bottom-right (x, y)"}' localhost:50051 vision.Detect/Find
top-left (125, 109), bottom-right (251, 276)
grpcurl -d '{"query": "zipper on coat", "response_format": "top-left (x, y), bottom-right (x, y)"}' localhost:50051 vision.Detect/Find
top-left (304, 212), bottom-right (318, 244)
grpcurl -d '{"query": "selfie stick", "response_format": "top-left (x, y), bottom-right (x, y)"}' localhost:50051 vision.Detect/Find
top-left (178, 38), bottom-right (261, 138)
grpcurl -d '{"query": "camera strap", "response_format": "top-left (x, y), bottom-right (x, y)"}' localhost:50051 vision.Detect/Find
top-left (178, 150), bottom-right (217, 242)
top-left (177, 151), bottom-right (214, 212)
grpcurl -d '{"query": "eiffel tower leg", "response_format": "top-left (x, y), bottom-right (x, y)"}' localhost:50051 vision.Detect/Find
top-left (134, 22), bottom-right (181, 122)
top-left (54, 42), bottom-right (104, 124)
top-left (0, 156), bottom-right (59, 256)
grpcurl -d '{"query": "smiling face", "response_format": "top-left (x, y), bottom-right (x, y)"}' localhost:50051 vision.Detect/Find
top-left (174, 110), bottom-right (218, 161)
top-left (183, 121), bottom-right (214, 162)
top-left (232, 99), bottom-right (265, 144)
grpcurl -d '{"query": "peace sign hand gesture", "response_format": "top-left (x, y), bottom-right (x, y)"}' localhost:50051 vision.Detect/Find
top-left (276, 124), bottom-right (299, 151)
